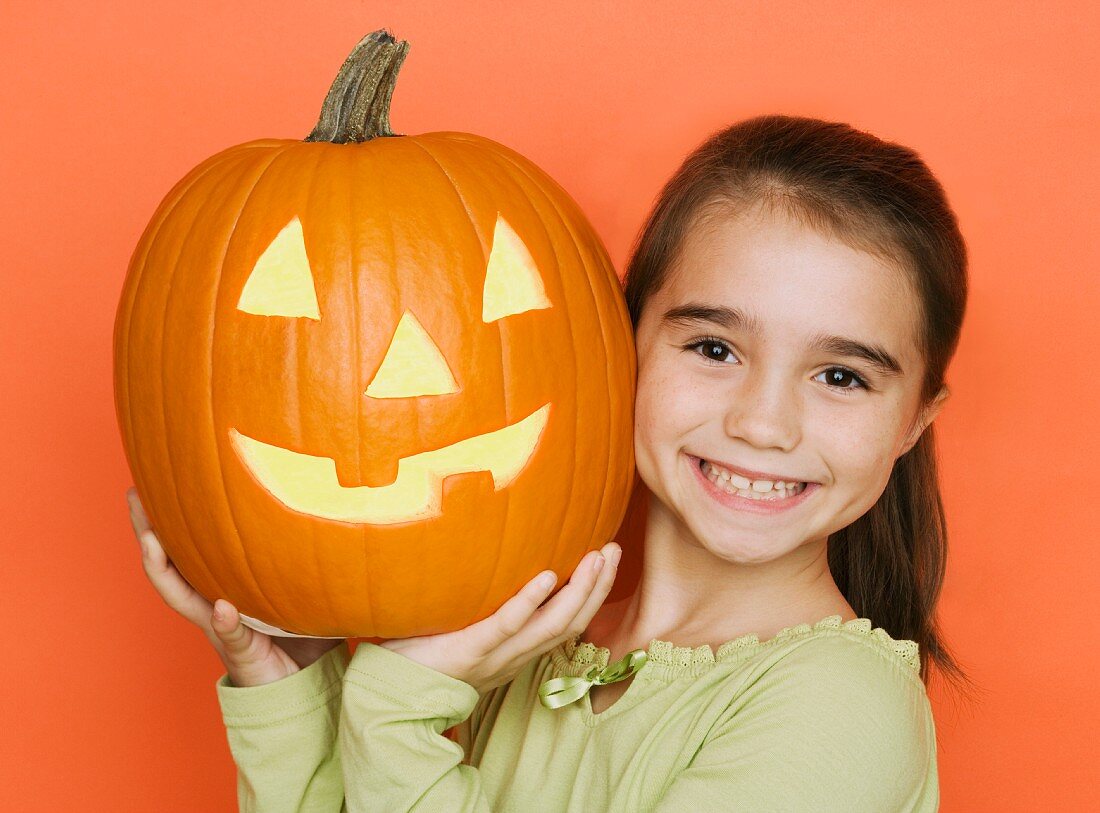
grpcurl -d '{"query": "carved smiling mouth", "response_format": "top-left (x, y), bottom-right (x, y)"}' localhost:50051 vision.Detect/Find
top-left (229, 403), bottom-right (550, 525)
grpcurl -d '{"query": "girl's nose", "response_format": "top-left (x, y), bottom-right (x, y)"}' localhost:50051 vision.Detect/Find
top-left (721, 373), bottom-right (801, 452)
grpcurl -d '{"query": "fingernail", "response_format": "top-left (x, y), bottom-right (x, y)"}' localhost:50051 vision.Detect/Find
top-left (592, 553), bottom-right (605, 574)
top-left (538, 571), bottom-right (557, 591)
top-left (610, 545), bottom-right (622, 567)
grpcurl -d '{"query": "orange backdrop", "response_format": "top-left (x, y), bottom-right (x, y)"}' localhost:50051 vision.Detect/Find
top-left (3, 2), bottom-right (1097, 810)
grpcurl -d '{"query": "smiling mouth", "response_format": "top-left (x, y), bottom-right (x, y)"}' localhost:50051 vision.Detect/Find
top-left (692, 454), bottom-right (809, 501)
top-left (229, 403), bottom-right (550, 524)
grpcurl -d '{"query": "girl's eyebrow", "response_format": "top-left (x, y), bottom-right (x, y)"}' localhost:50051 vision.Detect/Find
top-left (660, 303), bottom-right (905, 378)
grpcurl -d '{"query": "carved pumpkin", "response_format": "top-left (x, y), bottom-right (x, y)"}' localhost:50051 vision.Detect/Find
top-left (113, 31), bottom-right (636, 638)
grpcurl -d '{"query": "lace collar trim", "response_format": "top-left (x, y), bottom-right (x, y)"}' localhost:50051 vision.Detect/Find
top-left (550, 614), bottom-right (921, 678)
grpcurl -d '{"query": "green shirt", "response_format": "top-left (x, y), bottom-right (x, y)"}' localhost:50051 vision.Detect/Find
top-left (216, 614), bottom-right (938, 812)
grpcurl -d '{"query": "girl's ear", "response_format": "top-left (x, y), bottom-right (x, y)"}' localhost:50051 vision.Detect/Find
top-left (898, 384), bottom-right (950, 458)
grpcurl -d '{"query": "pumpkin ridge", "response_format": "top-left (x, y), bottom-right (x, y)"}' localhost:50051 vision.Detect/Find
top-left (297, 144), bottom-right (343, 630)
top-left (134, 150), bottom-right (274, 609)
top-left (117, 148), bottom-right (254, 536)
top-left (450, 139), bottom-right (587, 588)
top-left (485, 145), bottom-right (624, 552)
top-left (342, 144), bottom-right (376, 636)
top-left (205, 145), bottom-right (301, 627)
top-left (119, 145), bottom-right (263, 470)
top-left (405, 138), bottom-right (488, 258)
top-left (399, 141), bottom-right (512, 621)
top-left (411, 136), bottom-right (591, 618)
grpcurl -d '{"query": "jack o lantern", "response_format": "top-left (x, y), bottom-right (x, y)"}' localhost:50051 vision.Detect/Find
top-left (113, 31), bottom-right (636, 637)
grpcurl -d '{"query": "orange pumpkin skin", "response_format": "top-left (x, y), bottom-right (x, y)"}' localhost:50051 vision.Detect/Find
top-left (114, 95), bottom-right (636, 635)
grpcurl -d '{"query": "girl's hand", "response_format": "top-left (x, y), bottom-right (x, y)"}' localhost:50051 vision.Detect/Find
top-left (379, 541), bottom-right (622, 695)
top-left (127, 487), bottom-right (344, 688)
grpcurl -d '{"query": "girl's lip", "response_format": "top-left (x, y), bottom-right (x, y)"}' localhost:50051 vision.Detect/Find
top-left (687, 453), bottom-right (819, 514)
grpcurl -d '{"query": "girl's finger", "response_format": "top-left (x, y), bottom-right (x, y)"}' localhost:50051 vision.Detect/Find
top-left (464, 567), bottom-right (563, 652)
top-left (557, 542), bottom-right (620, 639)
top-left (136, 518), bottom-right (213, 625)
top-left (501, 549), bottom-right (604, 653)
top-left (530, 547), bottom-right (612, 643)
top-left (210, 599), bottom-right (255, 654)
top-left (127, 487), bottom-right (151, 535)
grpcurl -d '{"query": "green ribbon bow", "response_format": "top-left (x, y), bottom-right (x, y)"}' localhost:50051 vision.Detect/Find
top-left (538, 649), bottom-right (648, 710)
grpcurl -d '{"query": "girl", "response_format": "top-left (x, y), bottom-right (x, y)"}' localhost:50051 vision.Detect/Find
top-left (130, 113), bottom-right (968, 811)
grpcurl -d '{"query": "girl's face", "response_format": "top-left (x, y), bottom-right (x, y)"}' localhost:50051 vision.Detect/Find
top-left (633, 202), bottom-right (945, 565)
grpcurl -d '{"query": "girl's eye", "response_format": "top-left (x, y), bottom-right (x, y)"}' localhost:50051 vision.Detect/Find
top-left (684, 339), bottom-right (736, 364)
top-left (815, 367), bottom-right (868, 392)
top-left (684, 338), bottom-right (870, 392)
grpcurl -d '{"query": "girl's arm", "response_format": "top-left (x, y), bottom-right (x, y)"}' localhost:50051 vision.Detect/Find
top-left (217, 642), bottom-right (350, 813)
top-left (128, 489), bottom-right (347, 811)
top-left (338, 642), bottom-right (491, 812)
top-left (335, 544), bottom-right (620, 812)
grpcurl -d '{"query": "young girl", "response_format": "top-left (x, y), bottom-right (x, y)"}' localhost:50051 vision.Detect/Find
top-left (130, 114), bottom-right (968, 811)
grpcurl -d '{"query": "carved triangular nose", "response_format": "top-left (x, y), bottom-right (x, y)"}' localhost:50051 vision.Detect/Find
top-left (365, 310), bottom-right (459, 398)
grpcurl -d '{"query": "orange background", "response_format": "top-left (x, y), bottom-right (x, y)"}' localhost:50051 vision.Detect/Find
top-left (3, 2), bottom-right (1097, 810)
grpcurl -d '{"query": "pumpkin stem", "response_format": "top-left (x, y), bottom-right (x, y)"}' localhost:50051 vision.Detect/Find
top-left (306, 30), bottom-right (409, 143)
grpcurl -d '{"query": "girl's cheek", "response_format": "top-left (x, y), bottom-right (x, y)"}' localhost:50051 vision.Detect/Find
top-left (635, 364), bottom-right (684, 429)
top-left (636, 355), bottom-right (718, 444)
top-left (632, 386), bottom-right (661, 452)
top-left (632, 371), bottom-right (674, 462)
top-left (817, 414), bottom-right (899, 496)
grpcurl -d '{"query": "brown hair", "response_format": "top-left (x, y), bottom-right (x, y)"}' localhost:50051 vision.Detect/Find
top-left (623, 114), bottom-right (972, 693)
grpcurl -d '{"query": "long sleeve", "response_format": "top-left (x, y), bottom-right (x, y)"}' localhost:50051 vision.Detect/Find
top-left (650, 635), bottom-right (939, 812)
top-left (216, 641), bottom-right (351, 813)
top-left (337, 641), bottom-right (489, 812)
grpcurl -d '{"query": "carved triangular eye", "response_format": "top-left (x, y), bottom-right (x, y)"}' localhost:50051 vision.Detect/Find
top-left (237, 217), bottom-right (321, 320)
top-left (482, 215), bottom-right (551, 322)
top-left (365, 310), bottom-right (459, 399)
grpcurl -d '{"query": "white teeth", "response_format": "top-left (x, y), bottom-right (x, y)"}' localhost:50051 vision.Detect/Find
top-left (730, 473), bottom-right (751, 489)
top-left (701, 459), bottom-right (806, 500)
